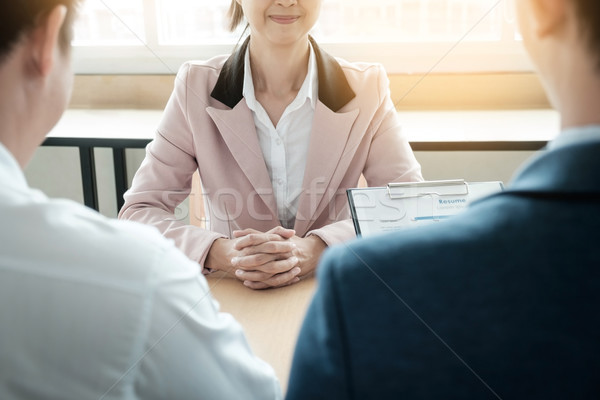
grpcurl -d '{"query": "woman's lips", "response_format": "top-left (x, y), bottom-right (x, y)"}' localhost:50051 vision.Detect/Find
top-left (270, 15), bottom-right (300, 24)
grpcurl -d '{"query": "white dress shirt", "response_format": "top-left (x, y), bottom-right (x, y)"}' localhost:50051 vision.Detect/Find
top-left (0, 143), bottom-right (281, 400)
top-left (243, 44), bottom-right (318, 229)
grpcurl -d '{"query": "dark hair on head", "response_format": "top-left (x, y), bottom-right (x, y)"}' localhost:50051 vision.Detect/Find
top-left (572, 0), bottom-right (600, 69)
top-left (228, 0), bottom-right (245, 32)
top-left (0, 0), bottom-right (81, 62)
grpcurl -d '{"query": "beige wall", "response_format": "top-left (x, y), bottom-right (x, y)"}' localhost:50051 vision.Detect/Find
top-left (70, 72), bottom-right (550, 111)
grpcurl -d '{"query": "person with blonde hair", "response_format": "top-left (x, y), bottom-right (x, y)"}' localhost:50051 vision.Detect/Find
top-left (120, 0), bottom-right (422, 290)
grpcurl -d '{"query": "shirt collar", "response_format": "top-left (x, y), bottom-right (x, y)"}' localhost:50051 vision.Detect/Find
top-left (211, 36), bottom-right (355, 112)
top-left (547, 125), bottom-right (600, 151)
top-left (0, 142), bottom-right (28, 190)
top-left (242, 42), bottom-right (318, 113)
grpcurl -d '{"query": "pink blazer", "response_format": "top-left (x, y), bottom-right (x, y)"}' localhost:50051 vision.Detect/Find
top-left (119, 37), bottom-right (422, 267)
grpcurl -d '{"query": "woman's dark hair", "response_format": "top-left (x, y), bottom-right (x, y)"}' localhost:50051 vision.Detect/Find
top-left (0, 0), bottom-right (81, 62)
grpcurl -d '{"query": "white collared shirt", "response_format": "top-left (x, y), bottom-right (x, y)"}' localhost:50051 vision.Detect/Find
top-left (0, 143), bottom-right (281, 400)
top-left (243, 44), bottom-right (318, 229)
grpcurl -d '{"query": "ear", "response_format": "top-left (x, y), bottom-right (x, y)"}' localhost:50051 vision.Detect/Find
top-left (29, 5), bottom-right (68, 77)
top-left (529, 0), bottom-right (567, 38)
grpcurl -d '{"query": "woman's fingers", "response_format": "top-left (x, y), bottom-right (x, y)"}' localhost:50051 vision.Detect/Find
top-left (227, 227), bottom-right (306, 290)
top-left (266, 226), bottom-right (295, 239)
top-left (244, 278), bottom-right (301, 290)
top-left (238, 267), bottom-right (302, 290)
top-left (232, 254), bottom-right (299, 274)
top-left (235, 266), bottom-right (301, 282)
top-left (232, 227), bottom-right (295, 240)
top-left (238, 241), bottom-right (296, 257)
top-left (234, 232), bottom-right (296, 252)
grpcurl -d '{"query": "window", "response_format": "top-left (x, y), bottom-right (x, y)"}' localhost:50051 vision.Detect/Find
top-left (154, 1), bottom-right (239, 45)
top-left (72, 0), bottom-right (529, 74)
top-left (74, 0), bottom-right (145, 45)
top-left (318, 0), bottom-right (505, 42)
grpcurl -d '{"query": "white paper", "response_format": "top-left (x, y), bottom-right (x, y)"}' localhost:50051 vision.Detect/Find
top-left (349, 181), bottom-right (503, 237)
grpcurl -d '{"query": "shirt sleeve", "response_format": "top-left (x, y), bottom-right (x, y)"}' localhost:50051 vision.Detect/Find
top-left (133, 244), bottom-right (282, 400)
top-left (286, 248), bottom-right (353, 400)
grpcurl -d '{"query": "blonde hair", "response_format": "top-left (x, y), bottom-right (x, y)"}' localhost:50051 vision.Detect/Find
top-left (228, 1), bottom-right (245, 32)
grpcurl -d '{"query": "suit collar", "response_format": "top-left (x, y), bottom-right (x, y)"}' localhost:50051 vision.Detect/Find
top-left (509, 141), bottom-right (600, 196)
top-left (293, 104), bottom-right (360, 234)
top-left (547, 125), bottom-right (600, 151)
top-left (205, 102), bottom-right (279, 219)
top-left (210, 36), bottom-right (356, 112)
top-left (206, 92), bottom-right (362, 234)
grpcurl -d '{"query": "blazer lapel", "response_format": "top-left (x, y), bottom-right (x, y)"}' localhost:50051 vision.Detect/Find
top-left (206, 103), bottom-right (278, 219)
top-left (207, 37), bottom-right (279, 220)
top-left (293, 38), bottom-right (359, 234)
top-left (208, 35), bottom-right (360, 232)
top-left (294, 103), bottom-right (360, 235)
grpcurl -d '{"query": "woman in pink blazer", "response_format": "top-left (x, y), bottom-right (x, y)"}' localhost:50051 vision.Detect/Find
top-left (119, 0), bottom-right (422, 289)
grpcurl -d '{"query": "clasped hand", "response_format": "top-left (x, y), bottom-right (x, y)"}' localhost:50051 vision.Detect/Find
top-left (206, 226), bottom-right (326, 290)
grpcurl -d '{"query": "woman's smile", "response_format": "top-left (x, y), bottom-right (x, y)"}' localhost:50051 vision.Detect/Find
top-left (269, 15), bottom-right (300, 24)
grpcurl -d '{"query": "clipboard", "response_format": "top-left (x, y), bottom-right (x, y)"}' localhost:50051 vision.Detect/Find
top-left (347, 179), bottom-right (504, 237)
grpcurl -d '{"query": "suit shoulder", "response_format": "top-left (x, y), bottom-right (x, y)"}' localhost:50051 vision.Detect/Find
top-left (183, 54), bottom-right (229, 73)
top-left (336, 57), bottom-right (385, 75)
top-left (319, 204), bottom-right (504, 283)
top-left (337, 58), bottom-right (386, 84)
top-left (334, 58), bottom-right (388, 102)
top-left (32, 198), bottom-right (193, 281)
top-left (175, 56), bottom-right (229, 90)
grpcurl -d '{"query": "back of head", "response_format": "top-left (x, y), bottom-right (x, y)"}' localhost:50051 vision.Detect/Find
top-left (572, 0), bottom-right (600, 70)
top-left (0, 0), bottom-right (80, 63)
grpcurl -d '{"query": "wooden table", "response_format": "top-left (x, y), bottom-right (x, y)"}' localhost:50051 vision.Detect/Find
top-left (206, 275), bottom-right (317, 392)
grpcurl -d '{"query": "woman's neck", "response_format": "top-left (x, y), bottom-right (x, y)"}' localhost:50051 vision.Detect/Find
top-left (248, 36), bottom-right (311, 98)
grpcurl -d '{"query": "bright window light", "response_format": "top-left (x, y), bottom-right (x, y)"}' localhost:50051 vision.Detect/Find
top-left (316, 0), bottom-right (504, 43)
top-left (73, 0), bottom-right (145, 46)
top-left (155, 0), bottom-right (237, 45)
top-left (72, 0), bottom-right (528, 74)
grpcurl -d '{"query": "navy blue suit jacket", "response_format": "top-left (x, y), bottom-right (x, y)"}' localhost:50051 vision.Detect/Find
top-left (286, 140), bottom-right (600, 399)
